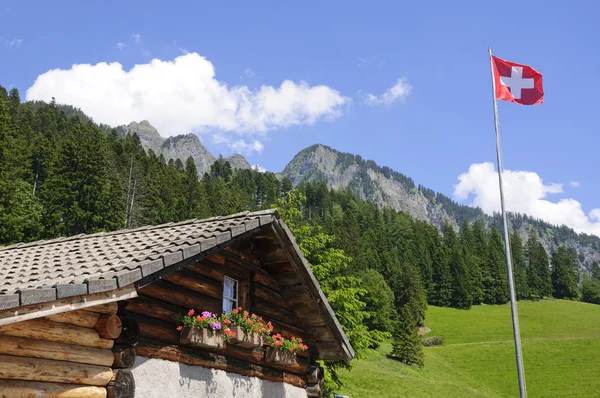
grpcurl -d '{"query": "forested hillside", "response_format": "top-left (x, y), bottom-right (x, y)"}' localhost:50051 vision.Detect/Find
top-left (281, 144), bottom-right (600, 268)
top-left (3, 86), bottom-right (600, 394)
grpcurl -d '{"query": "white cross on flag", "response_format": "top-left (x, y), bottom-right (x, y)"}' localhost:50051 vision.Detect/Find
top-left (492, 56), bottom-right (543, 105)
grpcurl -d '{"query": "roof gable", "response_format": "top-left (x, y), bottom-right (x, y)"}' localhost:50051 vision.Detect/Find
top-left (0, 209), bottom-right (354, 362)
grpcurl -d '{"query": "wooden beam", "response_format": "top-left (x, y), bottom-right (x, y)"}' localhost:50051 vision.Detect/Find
top-left (187, 262), bottom-right (225, 283)
top-left (138, 280), bottom-right (220, 315)
top-left (0, 380), bottom-right (107, 398)
top-left (0, 318), bottom-right (114, 350)
top-left (0, 286), bottom-right (136, 326)
top-left (45, 309), bottom-right (101, 328)
top-left (162, 269), bottom-right (222, 300)
top-left (123, 296), bottom-right (184, 324)
top-left (0, 354), bottom-right (113, 386)
top-left (0, 335), bottom-right (114, 366)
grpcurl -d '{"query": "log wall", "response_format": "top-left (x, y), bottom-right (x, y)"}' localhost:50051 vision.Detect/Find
top-left (0, 302), bottom-right (135, 398)
top-left (121, 250), bottom-right (319, 392)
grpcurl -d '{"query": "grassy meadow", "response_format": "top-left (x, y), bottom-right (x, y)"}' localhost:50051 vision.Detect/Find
top-left (336, 300), bottom-right (600, 398)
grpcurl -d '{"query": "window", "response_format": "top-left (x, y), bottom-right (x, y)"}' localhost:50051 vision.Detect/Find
top-left (223, 276), bottom-right (238, 313)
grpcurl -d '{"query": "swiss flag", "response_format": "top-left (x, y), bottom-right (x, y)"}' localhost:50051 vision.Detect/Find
top-left (492, 56), bottom-right (543, 105)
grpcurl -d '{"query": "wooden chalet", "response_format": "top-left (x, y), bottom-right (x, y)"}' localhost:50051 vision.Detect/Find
top-left (0, 209), bottom-right (354, 398)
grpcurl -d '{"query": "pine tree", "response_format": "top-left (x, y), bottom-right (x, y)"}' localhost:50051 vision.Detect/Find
top-left (41, 121), bottom-right (114, 236)
top-left (551, 246), bottom-right (579, 299)
top-left (390, 307), bottom-right (424, 367)
top-left (470, 220), bottom-right (488, 304)
top-left (526, 230), bottom-right (552, 299)
top-left (510, 232), bottom-right (529, 299)
top-left (484, 227), bottom-right (509, 304)
top-left (591, 261), bottom-right (600, 280)
top-left (444, 222), bottom-right (471, 309)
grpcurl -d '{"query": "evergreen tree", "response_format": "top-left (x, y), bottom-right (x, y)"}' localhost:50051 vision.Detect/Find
top-left (484, 227), bottom-right (509, 304)
top-left (429, 225), bottom-right (452, 307)
top-left (510, 232), bottom-right (529, 300)
top-left (470, 220), bottom-right (488, 304)
top-left (526, 230), bottom-right (552, 299)
top-left (581, 274), bottom-right (600, 305)
top-left (40, 120), bottom-right (116, 237)
top-left (444, 222), bottom-right (471, 309)
top-left (551, 246), bottom-right (579, 299)
top-left (390, 307), bottom-right (424, 367)
top-left (591, 261), bottom-right (600, 280)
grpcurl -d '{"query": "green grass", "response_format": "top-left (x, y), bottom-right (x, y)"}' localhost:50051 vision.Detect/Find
top-left (337, 300), bottom-right (600, 398)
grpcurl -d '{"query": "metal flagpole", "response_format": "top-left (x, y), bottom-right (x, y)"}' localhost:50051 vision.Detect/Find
top-left (488, 46), bottom-right (527, 398)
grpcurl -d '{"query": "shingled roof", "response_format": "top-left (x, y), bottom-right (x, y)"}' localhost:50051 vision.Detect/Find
top-left (0, 209), bottom-right (354, 361)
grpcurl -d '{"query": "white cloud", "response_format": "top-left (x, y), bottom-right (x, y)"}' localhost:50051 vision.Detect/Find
top-left (252, 164), bottom-right (267, 173)
top-left (180, 48), bottom-right (189, 55)
top-left (26, 52), bottom-right (349, 153)
top-left (570, 181), bottom-right (580, 188)
top-left (1, 37), bottom-right (22, 48)
top-left (116, 42), bottom-right (126, 50)
top-left (213, 134), bottom-right (264, 154)
top-left (132, 33), bottom-right (142, 44)
top-left (365, 78), bottom-right (411, 106)
top-left (453, 162), bottom-right (600, 236)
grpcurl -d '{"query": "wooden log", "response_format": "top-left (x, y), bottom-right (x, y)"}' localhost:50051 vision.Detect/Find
top-left (0, 380), bottom-right (107, 398)
top-left (138, 280), bottom-right (221, 314)
top-left (136, 339), bottom-right (306, 388)
top-left (106, 370), bottom-right (135, 398)
top-left (114, 316), bottom-right (140, 346)
top-left (187, 262), bottom-right (225, 282)
top-left (128, 313), bottom-right (179, 345)
top-left (0, 354), bottom-right (113, 386)
top-left (123, 296), bottom-right (183, 324)
top-left (306, 383), bottom-right (322, 397)
top-left (163, 270), bottom-right (222, 300)
top-left (86, 302), bottom-right (119, 315)
top-left (0, 335), bottom-right (114, 366)
top-left (0, 318), bottom-right (114, 349)
top-left (94, 314), bottom-right (123, 339)
top-left (253, 271), bottom-right (281, 293)
top-left (112, 344), bottom-right (136, 369)
top-left (253, 283), bottom-right (293, 311)
top-left (253, 298), bottom-right (303, 328)
top-left (45, 310), bottom-right (101, 328)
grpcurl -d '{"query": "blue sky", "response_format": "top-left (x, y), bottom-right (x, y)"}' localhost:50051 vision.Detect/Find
top-left (2, 0), bottom-right (599, 234)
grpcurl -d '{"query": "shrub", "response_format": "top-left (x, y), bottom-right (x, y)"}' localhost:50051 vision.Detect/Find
top-left (421, 336), bottom-right (445, 347)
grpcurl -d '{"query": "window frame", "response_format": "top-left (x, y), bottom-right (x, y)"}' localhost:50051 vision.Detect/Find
top-left (223, 276), bottom-right (239, 313)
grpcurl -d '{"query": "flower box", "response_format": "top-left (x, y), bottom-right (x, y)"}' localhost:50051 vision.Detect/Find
top-left (228, 325), bottom-right (263, 348)
top-left (264, 347), bottom-right (297, 365)
top-left (180, 326), bottom-right (225, 349)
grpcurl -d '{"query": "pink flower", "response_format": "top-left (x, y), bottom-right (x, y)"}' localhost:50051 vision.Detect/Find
top-left (177, 326), bottom-right (183, 331)
top-left (188, 309), bottom-right (195, 316)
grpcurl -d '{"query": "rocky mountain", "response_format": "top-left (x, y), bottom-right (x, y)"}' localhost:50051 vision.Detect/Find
top-left (116, 121), bottom-right (251, 176)
top-left (281, 144), bottom-right (600, 269)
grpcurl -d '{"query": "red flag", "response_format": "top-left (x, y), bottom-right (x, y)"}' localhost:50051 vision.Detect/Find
top-left (492, 56), bottom-right (543, 105)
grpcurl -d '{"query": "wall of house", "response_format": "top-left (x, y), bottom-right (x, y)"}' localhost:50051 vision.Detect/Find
top-left (121, 250), bottom-right (314, 393)
top-left (0, 302), bottom-right (127, 397)
top-left (132, 356), bottom-right (307, 398)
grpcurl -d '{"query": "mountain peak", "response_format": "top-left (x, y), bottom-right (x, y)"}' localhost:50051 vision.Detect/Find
top-left (226, 153), bottom-right (252, 170)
